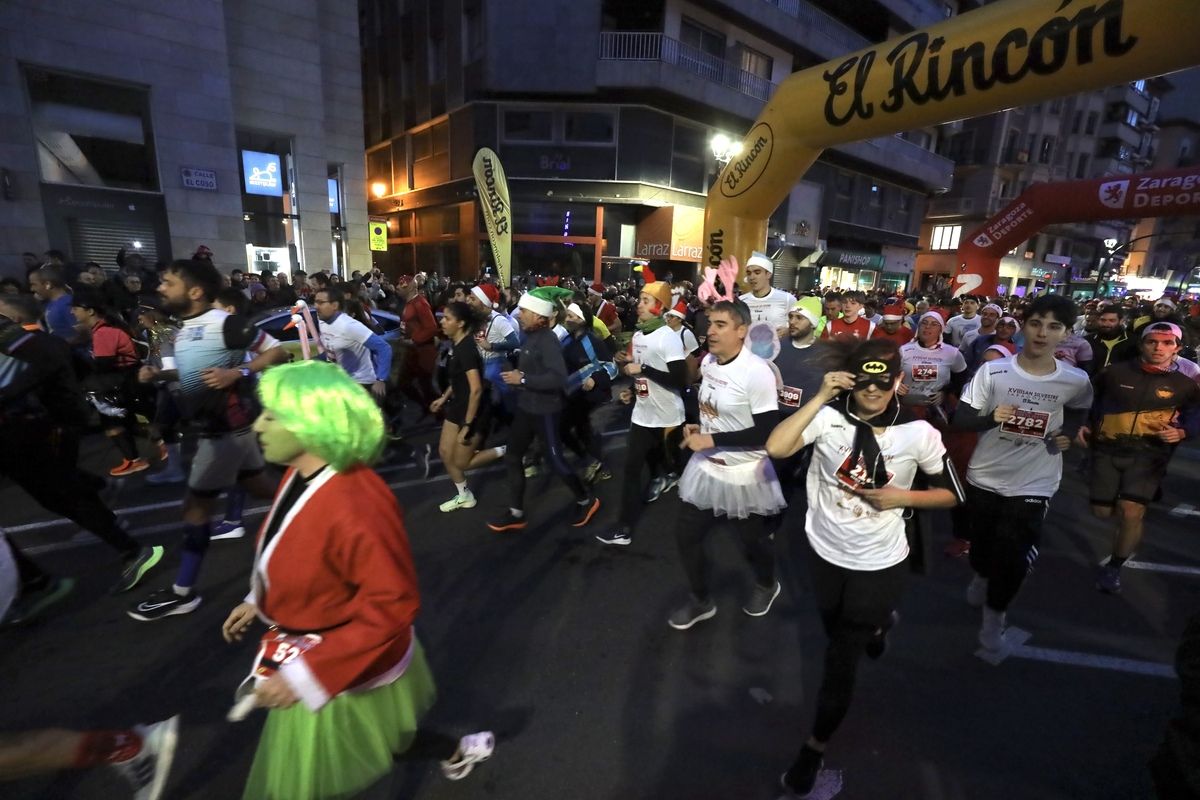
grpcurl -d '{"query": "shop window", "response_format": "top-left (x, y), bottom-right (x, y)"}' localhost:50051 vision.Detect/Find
top-left (564, 111), bottom-right (615, 144)
top-left (739, 45), bottom-right (772, 81)
top-left (24, 67), bottom-right (158, 191)
top-left (238, 130), bottom-right (300, 274)
top-left (930, 224), bottom-right (961, 251)
top-left (503, 109), bottom-right (553, 142)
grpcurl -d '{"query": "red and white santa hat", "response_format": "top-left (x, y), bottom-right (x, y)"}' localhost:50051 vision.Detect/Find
top-left (588, 281), bottom-right (606, 297)
top-left (471, 283), bottom-right (500, 308)
top-left (919, 311), bottom-right (947, 328)
top-left (665, 299), bottom-right (688, 319)
top-left (881, 301), bottom-right (905, 321)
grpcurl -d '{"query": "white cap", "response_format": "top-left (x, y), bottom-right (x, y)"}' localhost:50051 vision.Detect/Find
top-left (566, 303), bottom-right (586, 321)
top-left (1155, 297), bottom-right (1177, 309)
top-left (746, 251), bottom-right (774, 274)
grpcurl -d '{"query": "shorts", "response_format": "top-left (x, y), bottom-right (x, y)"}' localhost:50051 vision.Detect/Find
top-left (189, 427), bottom-right (265, 496)
top-left (444, 400), bottom-right (491, 435)
top-left (1089, 447), bottom-right (1171, 506)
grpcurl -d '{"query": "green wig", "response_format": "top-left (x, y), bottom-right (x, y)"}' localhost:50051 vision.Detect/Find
top-left (257, 360), bottom-right (385, 471)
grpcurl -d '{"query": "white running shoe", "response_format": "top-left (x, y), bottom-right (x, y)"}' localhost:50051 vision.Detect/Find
top-left (439, 492), bottom-right (477, 512)
top-left (978, 607), bottom-right (1007, 652)
top-left (441, 731), bottom-right (495, 781)
top-left (111, 715), bottom-right (179, 800)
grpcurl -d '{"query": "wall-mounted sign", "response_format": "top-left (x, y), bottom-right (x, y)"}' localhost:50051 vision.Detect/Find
top-left (818, 249), bottom-right (886, 271)
top-left (181, 167), bottom-right (217, 191)
top-left (1045, 253), bottom-right (1072, 265)
top-left (369, 222), bottom-right (388, 252)
top-left (634, 206), bottom-right (704, 262)
top-left (1030, 266), bottom-right (1057, 281)
top-left (328, 178), bottom-right (340, 213)
top-left (241, 150), bottom-right (282, 197)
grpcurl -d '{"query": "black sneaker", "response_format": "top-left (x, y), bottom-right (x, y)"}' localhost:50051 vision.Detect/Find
top-left (595, 528), bottom-right (632, 547)
top-left (487, 511), bottom-right (527, 533)
top-left (742, 580), bottom-right (781, 617)
top-left (111, 546), bottom-right (165, 595)
top-left (127, 589), bottom-right (201, 622)
top-left (644, 477), bottom-right (666, 504)
top-left (2, 577), bottom-right (75, 626)
top-left (667, 596), bottom-right (716, 630)
top-left (571, 497), bottom-right (601, 528)
top-left (660, 472), bottom-right (680, 494)
top-left (111, 715), bottom-right (179, 800)
top-left (781, 745), bottom-right (824, 798)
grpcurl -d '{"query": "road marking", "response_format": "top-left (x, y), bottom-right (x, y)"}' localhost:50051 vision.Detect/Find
top-left (975, 627), bottom-right (1032, 666)
top-left (1125, 559), bottom-right (1200, 577)
top-left (976, 626), bottom-right (1174, 678)
top-left (1170, 503), bottom-right (1200, 519)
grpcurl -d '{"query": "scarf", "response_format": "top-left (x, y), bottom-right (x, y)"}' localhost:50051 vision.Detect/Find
top-left (833, 393), bottom-right (915, 489)
top-left (637, 316), bottom-right (666, 335)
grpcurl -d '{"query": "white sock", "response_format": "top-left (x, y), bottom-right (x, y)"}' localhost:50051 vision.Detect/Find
top-left (509, 507), bottom-right (524, 518)
top-left (493, 445), bottom-right (507, 458)
top-left (455, 481), bottom-right (469, 497)
top-left (172, 584), bottom-right (191, 597)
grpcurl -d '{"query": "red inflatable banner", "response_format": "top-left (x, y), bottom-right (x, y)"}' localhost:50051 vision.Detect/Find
top-left (953, 165), bottom-right (1200, 296)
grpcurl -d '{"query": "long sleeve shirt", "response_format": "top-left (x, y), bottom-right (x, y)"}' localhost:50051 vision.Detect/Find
top-left (515, 327), bottom-right (567, 414)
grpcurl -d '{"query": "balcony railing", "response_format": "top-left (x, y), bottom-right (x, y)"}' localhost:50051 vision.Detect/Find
top-left (759, 0), bottom-right (870, 53)
top-left (598, 32), bottom-right (777, 102)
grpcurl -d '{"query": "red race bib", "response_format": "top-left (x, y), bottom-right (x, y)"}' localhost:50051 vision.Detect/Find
top-left (1000, 408), bottom-right (1050, 439)
top-left (778, 385), bottom-right (802, 408)
top-left (912, 364), bottom-right (938, 382)
top-left (634, 377), bottom-right (650, 399)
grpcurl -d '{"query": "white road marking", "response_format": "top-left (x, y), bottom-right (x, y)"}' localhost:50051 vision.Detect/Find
top-left (1169, 503), bottom-right (1200, 518)
top-left (1125, 559), bottom-right (1200, 577)
top-left (975, 627), bottom-right (1032, 666)
top-left (976, 626), bottom-right (1174, 678)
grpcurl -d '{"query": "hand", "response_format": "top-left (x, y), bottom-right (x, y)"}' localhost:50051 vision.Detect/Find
top-left (818, 371), bottom-right (856, 402)
top-left (1075, 425), bottom-right (1091, 449)
top-left (895, 381), bottom-right (909, 397)
top-left (1048, 430), bottom-right (1071, 453)
top-left (682, 428), bottom-right (714, 452)
top-left (138, 365), bottom-right (161, 383)
top-left (618, 388), bottom-right (633, 405)
top-left (614, 350), bottom-right (631, 364)
top-left (477, 337), bottom-right (493, 351)
top-left (429, 396), bottom-right (446, 413)
top-left (222, 602), bottom-right (257, 643)
top-left (622, 362), bottom-right (642, 376)
top-left (854, 486), bottom-right (909, 510)
top-left (458, 426), bottom-right (473, 446)
top-left (582, 377), bottom-right (595, 391)
top-left (201, 367), bottom-right (240, 389)
top-left (993, 404), bottom-right (1018, 425)
top-left (925, 391), bottom-right (944, 407)
top-left (255, 673), bottom-right (299, 710)
top-left (501, 370), bottom-right (524, 386)
top-left (1157, 426), bottom-right (1186, 444)
top-left (776, 325), bottom-right (789, 338)
top-left (371, 380), bottom-right (387, 400)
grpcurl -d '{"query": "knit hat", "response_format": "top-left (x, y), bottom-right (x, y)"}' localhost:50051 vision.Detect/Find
top-left (881, 302), bottom-right (905, 321)
top-left (665, 299), bottom-right (688, 319)
top-left (641, 281), bottom-right (673, 312)
top-left (471, 283), bottom-right (499, 308)
top-left (789, 296), bottom-right (822, 328)
top-left (588, 281), bottom-right (605, 297)
top-left (919, 311), bottom-right (946, 329)
top-left (517, 286), bottom-right (573, 318)
top-left (746, 251), bottom-right (774, 274)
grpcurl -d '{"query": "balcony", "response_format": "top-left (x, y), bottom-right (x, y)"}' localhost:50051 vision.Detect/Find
top-left (869, 0), bottom-right (946, 29)
top-left (926, 196), bottom-right (976, 218)
top-left (1105, 83), bottom-right (1153, 118)
top-left (833, 134), bottom-right (955, 192)
top-left (1098, 119), bottom-right (1142, 149)
top-left (697, 0), bottom-right (869, 62)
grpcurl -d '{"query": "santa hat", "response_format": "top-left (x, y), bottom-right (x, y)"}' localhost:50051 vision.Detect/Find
top-left (998, 315), bottom-right (1020, 328)
top-left (881, 302), bottom-right (905, 321)
top-left (919, 311), bottom-right (946, 329)
top-left (665, 299), bottom-right (688, 319)
top-left (641, 281), bottom-right (673, 312)
top-left (471, 283), bottom-right (500, 308)
top-left (566, 303), bottom-right (586, 321)
top-left (789, 296), bottom-right (822, 328)
top-left (746, 251), bottom-right (774, 274)
top-left (396, 274), bottom-right (414, 287)
top-left (641, 265), bottom-right (658, 283)
top-left (588, 282), bottom-right (605, 297)
top-left (517, 286), bottom-right (573, 318)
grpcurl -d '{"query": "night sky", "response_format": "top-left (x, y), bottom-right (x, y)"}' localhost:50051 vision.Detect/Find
top-left (1158, 65), bottom-right (1200, 122)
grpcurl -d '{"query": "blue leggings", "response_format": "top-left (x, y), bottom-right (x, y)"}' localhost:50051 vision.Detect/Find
top-left (505, 410), bottom-right (586, 510)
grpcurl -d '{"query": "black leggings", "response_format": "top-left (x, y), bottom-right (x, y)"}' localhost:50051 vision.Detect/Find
top-left (504, 409), bottom-right (587, 510)
top-left (560, 397), bottom-right (602, 465)
top-left (674, 500), bottom-right (776, 600)
top-left (619, 424), bottom-right (683, 527)
top-left (966, 484), bottom-right (1047, 612)
top-left (806, 550), bottom-right (907, 743)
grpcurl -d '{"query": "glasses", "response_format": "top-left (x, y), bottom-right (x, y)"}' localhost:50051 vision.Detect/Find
top-left (853, 376), bottom-right (895, 392)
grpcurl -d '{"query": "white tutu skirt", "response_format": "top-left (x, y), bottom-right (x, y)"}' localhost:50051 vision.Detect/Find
top-left (677, 453), bottom-right (786, 519)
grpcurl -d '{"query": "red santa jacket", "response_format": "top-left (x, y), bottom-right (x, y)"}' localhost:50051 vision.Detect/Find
top-left (252, 465), bottom-right (420, 710)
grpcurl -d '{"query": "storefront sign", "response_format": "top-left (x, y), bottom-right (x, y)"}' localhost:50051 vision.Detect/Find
top-left (635, 206), bottom-right (704, 262)
top-left (328, 179), bottom-right (340, 213)
top-left (1030, 266), bottom-right (1057, 281)
top-left (818, 249), bottom-right (885, 271)
top-left (369, 222), bottom-right (387, 252)
top-left (181, 167), bottom-right (217, 192)
top-left (1045, 253), bottom-right (1072, 265)
top-left (241, 150), bottom-right (282, 197)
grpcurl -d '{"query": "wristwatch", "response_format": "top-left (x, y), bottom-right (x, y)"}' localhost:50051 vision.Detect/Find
top-left (239, 367), bottom-right (252, 378)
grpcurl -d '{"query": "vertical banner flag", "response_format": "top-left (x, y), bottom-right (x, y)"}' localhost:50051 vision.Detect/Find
top-left (473, 147), bottom-right (512, 287)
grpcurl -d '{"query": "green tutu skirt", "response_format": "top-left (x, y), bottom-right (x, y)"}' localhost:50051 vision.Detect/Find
top-left (243, 638), bottom-right (437, 800)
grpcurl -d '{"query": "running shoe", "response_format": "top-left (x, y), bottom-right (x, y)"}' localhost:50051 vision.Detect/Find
top-left (127, 589), bottom-right (201, 622)
top-left (1096, 564), bottom-right (1122, 594)
top-left (667, 597), bottom-right (716, 630)
top-left (742, 580), bottom-right (781, 617)
top-left (111, 546), bottom-right (164, 594)
top-left (781, 745), bottom-right (824, 798)
top-left (966, 575), bottom-right (987, 608)
top-left (157, 441), bottom-right (169, 462)
top-left (978, 608), bottom-right (1007, 652)
top-left (595, 528), bottom-right (632, 547)
top-left (943, 538), bottom-right (971, 557)
top-left (487, 511), bottom-right (527, 533)
top-left (145, 467), bottom-right (186, 486)
top-left (644, 477), bottom-right (666, 504)
top-left (523, 463), bottom-right (540, 478)
top-left (660, 472), bottom-right (680, 494)
top-left (211, 521), bottom-right (246, 541)
top-left (570, 496), bottom-right (601, 527)
top-left (1, 577), bottom-right (75, 626)
top-left (111, 715), bottom-right (179, 800)
top-left (440, 731), bottom-right (495, 782)
top-left (110, 458), bottom-right (150, 477)
top-left (439, 492), bottom-right (477, 512)
top-left (583, 461), bottom-right (612, 484)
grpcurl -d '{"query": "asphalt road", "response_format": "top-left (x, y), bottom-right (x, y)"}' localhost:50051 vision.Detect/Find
top-left (2, 406), bottom-right (1198, 800)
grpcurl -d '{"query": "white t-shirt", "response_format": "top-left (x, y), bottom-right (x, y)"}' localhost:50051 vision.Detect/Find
top-left (739, 288), bottom-right (793, 332)
top-left (630, 324), bottom-right (686, 428)
top-left (695, 349), bottom-right (778, 466)
top-left (900, 341), bottom-right (967, 397)
top-left (677, 326), bottom-right (700, 356)
top-left (946, 314), bottom-right (982, 347)
top-left (475, 310), bottom-right (516, 364)
top-left (318, 313), bottom-right (378, 384)
top-left (803, 406), bottom-right (946, 571)
top-left (1174, 355), bottom-right (1200, 382)
top-left (961, 356), bottom-right (1093, 497)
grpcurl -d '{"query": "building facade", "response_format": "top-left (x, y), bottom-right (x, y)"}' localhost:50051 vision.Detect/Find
top-left (0, 0), bottom-right (368, 280)
top-left (360, 0), bottom-right (957, 290)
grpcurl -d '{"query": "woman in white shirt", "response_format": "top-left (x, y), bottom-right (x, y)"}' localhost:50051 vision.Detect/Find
top-left (766, 338), bottom-right (962, 798)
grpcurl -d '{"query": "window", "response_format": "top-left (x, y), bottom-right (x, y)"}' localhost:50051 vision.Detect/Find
top-left (24, 68), bottom-right (158, 191)
top-left (463, 2), bottom-right (484, 60)
top-left (1049, 98), bottom-right (1063, 114)
top-left (835, 171), bottom-right (852, 196)
top-left (1071, 112), bottom-right (1082, 134)
top-left (1074, 154), bottom-right (1089, 179)
top-left (564, 111), bottom-right (614, 143)
top-left (1086, 112), bottom-right (1099, 135)
top-left (679, 17), bottom-right (724, 58)
top-left (1038, 136), bottom-right (1053, 164)
top-left (930, 224), bottom-right (961, 251)
top-left (503, 109), bottom-right (553, 142)
top-left (739, 45), bottom-right (772, 80)
top-left (429, 35), bottom-right (445, 82)
top-left (1126, 108), bottom-right (1139, 128)
top-left (1132, 78), bottom-right (1147, 94)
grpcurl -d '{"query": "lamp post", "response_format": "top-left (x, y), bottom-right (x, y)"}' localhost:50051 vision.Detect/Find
top-left (1097, 233), bottom-right (1170, 299)
top-left (709, 133), bottom-right (743, 187)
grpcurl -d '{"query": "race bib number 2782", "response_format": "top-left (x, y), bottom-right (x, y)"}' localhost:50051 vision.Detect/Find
top-left (1000, 408), bottom-right (1049, 439)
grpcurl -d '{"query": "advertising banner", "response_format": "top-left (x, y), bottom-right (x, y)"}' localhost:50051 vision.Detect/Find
top-left (473, 148), bottom-right (513, 286)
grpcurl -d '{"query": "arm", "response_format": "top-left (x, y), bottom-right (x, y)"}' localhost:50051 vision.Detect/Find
top-left (461, 369), bottom-right (484, 436)
top-left (636, 359), bottom-right (689, 390)
top-left (709, 409), bottom-right (780, 448)
top-left (766, 371), bottom-right (854, 458)
top-left (520, 335), bottom-right (568, 391)
top-left (364, 334), bottom-right (392, 382)
top-left (952, 402), bottom-right (1000, 432)
top-left (491, 330), bottom-right (520, 353)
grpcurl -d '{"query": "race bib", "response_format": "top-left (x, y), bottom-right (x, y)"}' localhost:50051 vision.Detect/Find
top-left (634, 377), bottom-right (650, 399)
top-left (778, 385), bottom-right (802, 408)
top-left (835, 454), bottom-right (892, 491)
top-left (912, 364), bottom-right (938, 382)
top-left (1000, 408), bottom-right (1050, 439)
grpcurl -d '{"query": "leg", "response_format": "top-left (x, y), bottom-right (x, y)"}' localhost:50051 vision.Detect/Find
top-left (983, 495), bottom-right (1046, 613)
top-left (673, 501), bottom-right (716, 601)
top-left (618, 425), bottom-right (658, 529)
top-left (536, 411), bottom-right (587, 500)
top-left (730, 514), bottom-right (777, 589)
top-left (503, 412), bottom-right (537, 512)
top-left (1112, 499), bottom-right (1148, 560)
top-left (0, 730), bottom-right (87, 779)
top-left (439, 422), bottom-right (466, 484)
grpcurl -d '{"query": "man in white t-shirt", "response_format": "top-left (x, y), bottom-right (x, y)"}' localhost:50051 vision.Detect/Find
top-left (953, 294), bottom-right (1092, 654)
top-left (596, 281), bottom-right (688, 548)
top-left (946, 295), bottom-right (983, 347)
top-left (739, 251), bottom-right (793, 336)
top-left (667, 299), bottom-right (785, 630)
top-left (313, 288), bottom-right (392, 399)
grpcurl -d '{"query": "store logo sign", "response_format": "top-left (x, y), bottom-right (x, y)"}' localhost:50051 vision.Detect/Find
top-left (242, 151), bottom-right (282, 197)
top-left (328, 179), bottom-right (340, 213)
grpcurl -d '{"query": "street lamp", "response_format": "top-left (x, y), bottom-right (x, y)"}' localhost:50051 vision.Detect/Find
top-left (371, 181), bottom-right (388, 198)
top-left (710, 133), bottom-right (743, 167)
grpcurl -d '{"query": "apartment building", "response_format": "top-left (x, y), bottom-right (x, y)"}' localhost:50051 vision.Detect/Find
top-left (359, 0), bottom-right (957, 290)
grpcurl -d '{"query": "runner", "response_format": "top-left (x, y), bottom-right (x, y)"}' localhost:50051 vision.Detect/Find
top-left (220, 360), bottom-right (491, 799)
top-left (128, 258), bottom-right (287, 621)
top-left (561, 300), bottom-right (616, 484)
top-left (946, 295), bottom-right (982, 347)
top-left (466, 282), bottom-right (520, 413)
top-left (961, 303), bottom-right (1003, 375)
top-left (870, 301), bottom-right (914, 346)
top-left (773, 297), bottom-right (828, 418)
top-left (738, 252), bottom-right (794, 335)
top-left (312, 287), bottom-right (392, 400)
top-left (765, 339), bottom-right (961, 797)
top-left (953, 294), bottom-right (1093, 651)
top-left (667, 299), bottom-right (784, 629)
top-left (980, 316), bottom-right (1021, 362)
top-left (1085, 305), bottom-right (1138, 374)
top-left (821, 291), bottom-right (875, 341)
top-left (395, 274), bottom-right (439, 413)
top-left (1080, 321), bottom-right (1200, 593)
top-left (596, 280), bottom-right (687, 547)
top-left (486, 286), bottom-right (601, 532)
top-left (587, 282), bottom-right (623, 336)
top-left (1054, 327), bottom-right (1094, 373)
top-left (899, 312), bottom-right (966, 419)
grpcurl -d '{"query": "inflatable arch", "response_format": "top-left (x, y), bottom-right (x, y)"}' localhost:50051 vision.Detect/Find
top-left (702, 0), bottom-right (1200, 293)
top-left (954, 165), bottom-right (1200, 296)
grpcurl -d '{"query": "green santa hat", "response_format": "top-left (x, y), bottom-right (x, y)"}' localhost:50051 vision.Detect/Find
top-left (517, 286), bottom-right (575, 318)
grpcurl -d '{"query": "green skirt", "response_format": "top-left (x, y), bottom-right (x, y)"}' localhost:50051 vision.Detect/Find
top-left (243, 638), bottom-right (437, 800)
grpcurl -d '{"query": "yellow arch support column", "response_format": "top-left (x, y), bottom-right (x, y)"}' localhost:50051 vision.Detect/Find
top-left (705, 0), bottom-right (1200, 288)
